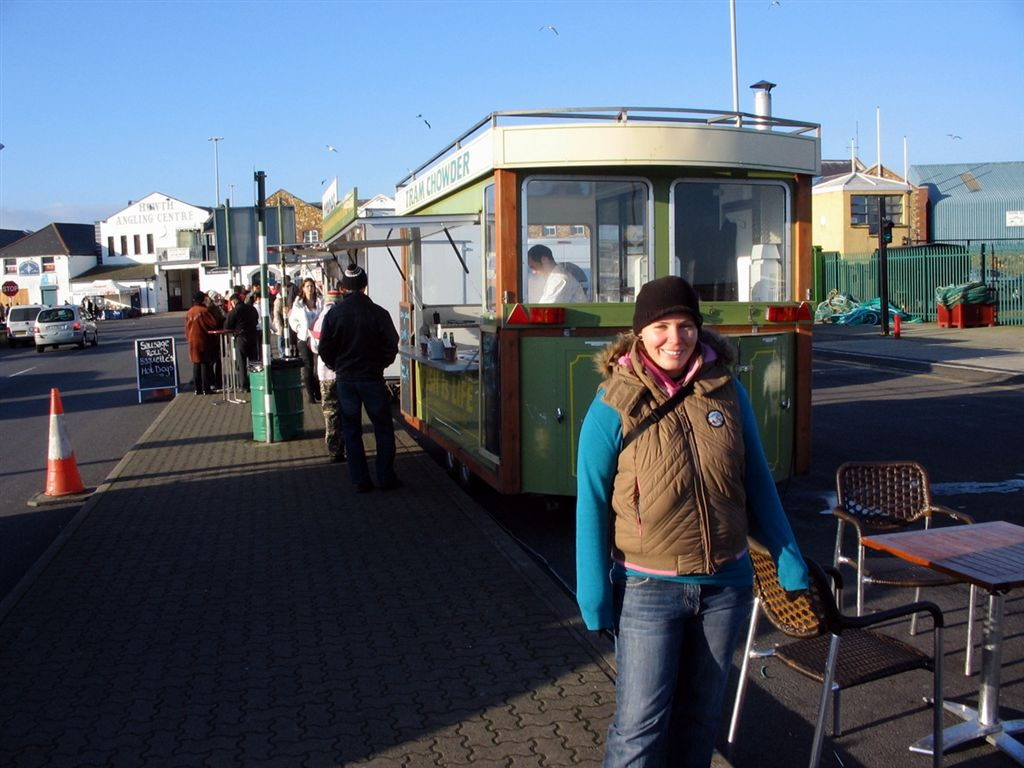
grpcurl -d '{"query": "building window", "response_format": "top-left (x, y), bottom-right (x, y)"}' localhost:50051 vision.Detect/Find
top-left (542, 225), bottom-right (557, 237)
top-left (851, 195), bottom-right (904, 226)
top-left (303, 229), bottom-right (319, 244)
top-left (107, 236), bottom-right (115, 256)
top-left (147, 234), bottom-right (154, 254)
top-left (120, 235), bottom-right (128, 255)
top-left (3, 258), bottom-right (15, 274)
top-left (42, 256), bottom-right (56, 273)
top-left (133, 235), bottom-right (141, 255)
top-left (571, 224), bottom-right (586, 236)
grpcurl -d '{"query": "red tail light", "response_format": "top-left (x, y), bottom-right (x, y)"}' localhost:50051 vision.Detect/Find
top-left (72, 322), bottom-right (82, 331)
top-left (765, 302), bottom-right (813, 322)
top-left (506, 304), bottom-right (566, 325)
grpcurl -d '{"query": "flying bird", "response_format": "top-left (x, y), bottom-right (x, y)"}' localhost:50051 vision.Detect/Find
top-left (946, 133), bottom-right (962, 140)
top-left (539, 24), bottom-right (558, 35)
top-left (417, 114), bottom-right (431, 129)
top-left (326, 144), bottom-right (338, 152)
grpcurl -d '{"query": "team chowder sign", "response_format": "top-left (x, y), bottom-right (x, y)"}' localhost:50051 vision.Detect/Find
top-left (395, 132), bottom-right (492, 214)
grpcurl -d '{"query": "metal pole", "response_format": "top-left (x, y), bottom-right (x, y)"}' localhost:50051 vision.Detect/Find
top-left (277, 200), bottom-right (293, 358)
top-left (208, 136), bottom-right (223, 206)
top-left (880, 198), bottom-right (888, 335)
top-left (729, 0), bottom-right (740, 124)
top-left (255, 171), bottom-right (273, 443)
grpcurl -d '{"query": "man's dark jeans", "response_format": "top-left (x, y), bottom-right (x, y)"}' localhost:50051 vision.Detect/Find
top-left (337, 378), bottom-right (396, 488)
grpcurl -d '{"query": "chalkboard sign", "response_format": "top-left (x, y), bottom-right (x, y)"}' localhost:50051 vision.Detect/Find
top-left (135, 336), bottom-right (179, 401)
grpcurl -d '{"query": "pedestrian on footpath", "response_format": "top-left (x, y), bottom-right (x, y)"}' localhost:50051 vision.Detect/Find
top-left (575, 275), bottom-right (808, 768)
top-left (308, 288), bottom-right (345, 463)
top-left (289, 277), bottom-right (323, 403)
top-left (184, 291), bottom-right (219, 395)
top-left (317, 265), bottom-right (400, 493)
top-left (224, 292), bottom-right (260, 392)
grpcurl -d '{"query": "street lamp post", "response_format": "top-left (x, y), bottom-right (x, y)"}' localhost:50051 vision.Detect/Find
top-left (207, 136), bottom-right (223, 207)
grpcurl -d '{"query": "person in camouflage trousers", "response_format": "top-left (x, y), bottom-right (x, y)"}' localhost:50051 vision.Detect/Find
top-left (308, 288), bottom-right (345, 462)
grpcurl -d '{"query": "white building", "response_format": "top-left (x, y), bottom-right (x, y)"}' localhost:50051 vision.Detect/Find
top-left (96, 193), bottom-right (210, 312)
top-left (0, 224), bottom-right (99, 308)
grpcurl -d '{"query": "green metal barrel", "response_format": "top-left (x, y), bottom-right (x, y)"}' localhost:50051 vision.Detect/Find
top-left (250, 357), bottom-right (305, 442)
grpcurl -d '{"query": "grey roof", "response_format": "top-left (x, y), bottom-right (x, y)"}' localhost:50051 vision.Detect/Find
top-left (0, 229), bottom-right (31, 248)
top-left (818, 158), bottom-right (866, 181)
top-left (73, 263), bottom-right (156, 281)
top-left (0, 223), bottom-right (99, 258)
top-left (909, 161), bottom-right (1024, 201)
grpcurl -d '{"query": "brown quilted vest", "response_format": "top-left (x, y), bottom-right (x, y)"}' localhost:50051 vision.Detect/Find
top-left (600, 354), bottom-right (749, 575)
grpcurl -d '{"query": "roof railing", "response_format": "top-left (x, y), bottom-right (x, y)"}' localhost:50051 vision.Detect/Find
top-left (396, 106), bottom-right (821, 187)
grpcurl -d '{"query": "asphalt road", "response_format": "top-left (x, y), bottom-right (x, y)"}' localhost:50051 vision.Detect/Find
top-left (0, 313), bottom-right (187, 599)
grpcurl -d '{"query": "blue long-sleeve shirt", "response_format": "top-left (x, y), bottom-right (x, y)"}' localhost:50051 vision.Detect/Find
top-left (575, 379), bottom-right (808, 631)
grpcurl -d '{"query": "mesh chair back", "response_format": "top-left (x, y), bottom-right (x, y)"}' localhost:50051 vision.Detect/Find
top-left (836, 461), bottom-right (933, 529)
top-left (749, 544), bottom-right (837, 639)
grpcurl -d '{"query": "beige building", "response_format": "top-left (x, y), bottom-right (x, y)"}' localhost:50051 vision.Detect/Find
top-left (812, 163), bottom-right (926, 255)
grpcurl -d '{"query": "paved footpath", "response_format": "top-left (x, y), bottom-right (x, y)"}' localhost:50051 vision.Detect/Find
top-left (0, 393), bottom-right (618, 767)
top-left (2, 321), bottom-right (1019, 767)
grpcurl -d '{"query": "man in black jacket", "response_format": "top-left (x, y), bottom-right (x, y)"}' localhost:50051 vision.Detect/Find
top-left (317, 265), bottom-right (400, 492)
top-left (224, 293), bottom-right (260, 392)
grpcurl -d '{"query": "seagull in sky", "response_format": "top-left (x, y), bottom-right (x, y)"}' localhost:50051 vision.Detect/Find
top-left (539, 24), bottom-right (558, 35)
top-left (946, 133), bottom-right (962, 140)
top-left (326, 144), bottom-right (338, 152)
top-left (417, 114), bottom-right (431, 129)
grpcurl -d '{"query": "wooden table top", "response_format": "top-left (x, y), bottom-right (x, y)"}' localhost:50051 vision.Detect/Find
top-left (863, 521), bottom-right (1024, 592)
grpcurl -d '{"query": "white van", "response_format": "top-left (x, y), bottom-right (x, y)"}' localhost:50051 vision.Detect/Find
top-left (6, 304), bottom-right (47, 347)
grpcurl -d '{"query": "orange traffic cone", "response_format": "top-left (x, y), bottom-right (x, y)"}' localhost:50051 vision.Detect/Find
top-left (43, 387), bottom-right (86, 497)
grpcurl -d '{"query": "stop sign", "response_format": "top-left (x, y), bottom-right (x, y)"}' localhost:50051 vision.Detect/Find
top-left (1, 280), bottom-right (18, 297)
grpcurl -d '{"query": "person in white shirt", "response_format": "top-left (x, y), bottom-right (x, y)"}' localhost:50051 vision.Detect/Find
top-left (288, 277), bottom-right (323, 403)
top-left (528, 244), bottom-right (586, 303)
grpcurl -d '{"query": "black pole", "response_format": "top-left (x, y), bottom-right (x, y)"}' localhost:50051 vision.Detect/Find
top-left (878, 198), bottom-right (890, 336)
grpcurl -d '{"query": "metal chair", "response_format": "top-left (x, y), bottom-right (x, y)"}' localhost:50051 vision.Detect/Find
top-left (832, 460), bottom-right (977, 673)
top-left (727, 542), bottom-right (944, 768)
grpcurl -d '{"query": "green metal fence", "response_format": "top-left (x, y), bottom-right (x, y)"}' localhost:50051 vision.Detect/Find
top-left (816, 240), bottom-right (1024, 326)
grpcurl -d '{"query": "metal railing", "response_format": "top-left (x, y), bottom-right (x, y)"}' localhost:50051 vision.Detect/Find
top-left (816, 241), bottom-right (1024, 326)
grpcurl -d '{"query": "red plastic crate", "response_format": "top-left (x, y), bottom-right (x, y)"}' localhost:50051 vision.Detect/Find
top-left (936, 303), bottom-right (997, 328)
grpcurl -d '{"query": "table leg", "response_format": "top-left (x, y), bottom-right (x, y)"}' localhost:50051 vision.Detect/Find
top-left (910, 591), bottom-right (1024, 764)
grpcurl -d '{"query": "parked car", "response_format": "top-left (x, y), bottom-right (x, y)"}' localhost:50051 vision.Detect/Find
top-left (34, 306), bottom-right (98, 352)
top-left (6, 304), bottom-right (48, 347)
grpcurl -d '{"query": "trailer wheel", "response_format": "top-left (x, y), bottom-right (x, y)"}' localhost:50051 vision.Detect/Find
top-left (444, 451), bottom-right (459, 477)
top-left (456, 462), bottom-right (476, 490)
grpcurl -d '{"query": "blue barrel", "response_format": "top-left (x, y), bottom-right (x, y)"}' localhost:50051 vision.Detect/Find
top-left (250, 357), bottom-right (305, 441)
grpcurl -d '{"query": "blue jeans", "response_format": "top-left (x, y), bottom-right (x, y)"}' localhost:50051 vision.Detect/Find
top-left (605, 577), bottom-right (752, 768)
top-left (336, 378), bottom-right (396, 487)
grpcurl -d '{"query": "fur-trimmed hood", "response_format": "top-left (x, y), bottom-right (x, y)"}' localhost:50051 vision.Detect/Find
top-left (593, 327), bottom-right (736, 381)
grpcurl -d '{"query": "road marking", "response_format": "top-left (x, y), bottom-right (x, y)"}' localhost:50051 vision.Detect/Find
top-left (816, 476), bottom-right (1024, 515)
top-left (10, 367), bottom-right (36, 377)
top-left (934, 477), bottom-right (1024, 495)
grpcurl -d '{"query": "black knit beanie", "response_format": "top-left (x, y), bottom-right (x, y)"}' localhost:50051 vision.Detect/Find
top-left (632, 276), bottom-right (702, 333)
top-left (341, 264), bottom-right (368, 292)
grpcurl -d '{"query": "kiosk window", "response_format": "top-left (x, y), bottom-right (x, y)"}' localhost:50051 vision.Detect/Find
top-left (671, 179), bottom-right (790, 303)
top-left (523, 177), bottom-right (651, 304)
top-left (484, 185), bottom-right (497, 317)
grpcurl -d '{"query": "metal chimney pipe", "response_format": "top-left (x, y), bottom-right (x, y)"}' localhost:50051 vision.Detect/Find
top-left (749, 80), bottom-right (776, 130)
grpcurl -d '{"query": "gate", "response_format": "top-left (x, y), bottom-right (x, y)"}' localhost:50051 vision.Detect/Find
top-left (817, 240), bottom-right (1024, 326)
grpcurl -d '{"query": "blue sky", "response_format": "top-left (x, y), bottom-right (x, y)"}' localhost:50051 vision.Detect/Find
top-left (1, 0), bottom-right (1021, 231)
